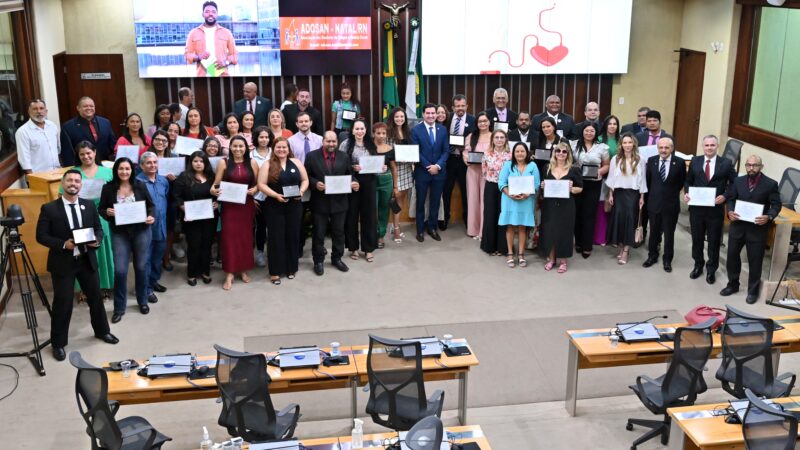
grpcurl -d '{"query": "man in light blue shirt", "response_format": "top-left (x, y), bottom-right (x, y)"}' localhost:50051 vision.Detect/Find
top-left (137, 152), bottom-right (170, 302)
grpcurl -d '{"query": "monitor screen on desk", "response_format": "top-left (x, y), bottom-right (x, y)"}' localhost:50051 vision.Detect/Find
top-left (616, 323), bottom-right (660, 343)
top-left (278, 346), bottom-right (321, 369)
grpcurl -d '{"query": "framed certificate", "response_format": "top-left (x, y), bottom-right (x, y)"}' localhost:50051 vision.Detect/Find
top-left (449, 135), bottom-right (465, 146)
top-left (534, 149), bottom-right (552, 161)
top-left (508, 176), bottom-right (535, 195)
top-left (466, 152), bottom-right (483, 164)
top-left (282, 185), bottom-right (301, 198)
top-left (493, 121), bottom-right (509, 132)
top-left (342, 109), bottom-right (357, 121)
top-left (582, 164), bottom-right (599, 179)
top-left (72, 227), bottom-right (97, 244)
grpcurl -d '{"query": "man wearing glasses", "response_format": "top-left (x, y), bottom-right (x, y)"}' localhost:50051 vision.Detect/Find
top-left (720, 155), bottom-right (781, 304)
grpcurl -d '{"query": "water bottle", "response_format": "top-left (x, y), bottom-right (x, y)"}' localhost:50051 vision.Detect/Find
top-left (351, 418), bottom-right (364, 448)
top-left (330, 341), bottom-right (341, 357)
top-left (199, 426), bottom-right (213, 450)
top-left (120, 360), bottom-right (131, 378)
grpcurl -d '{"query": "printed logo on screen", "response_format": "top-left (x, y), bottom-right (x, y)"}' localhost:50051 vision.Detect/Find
top-left (488, 3), bottom-right (569, 68)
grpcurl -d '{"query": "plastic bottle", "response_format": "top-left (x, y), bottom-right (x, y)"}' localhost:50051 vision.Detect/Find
top-left (200, 426), bottom-right (213, 450)
top-left (351, 418), bottom-right (364, 448)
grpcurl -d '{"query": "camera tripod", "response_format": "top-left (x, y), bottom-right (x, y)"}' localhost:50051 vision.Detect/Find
top-left (0, 226), bottom-right (51, 376)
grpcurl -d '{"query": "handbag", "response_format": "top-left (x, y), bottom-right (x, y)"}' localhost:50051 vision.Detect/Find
top-left (684, 305), bottom-right (726, 330)
top-left (634, 210), bottom-right (644, 245)
top-left (389, 196), bottom-right (402, 214)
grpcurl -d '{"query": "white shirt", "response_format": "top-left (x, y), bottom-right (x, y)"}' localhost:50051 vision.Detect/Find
top-left (702, 155), bottom-right (716, 180)
top-left (202, 25), bottom-right (217, 61)
top-left (62, 196), bottom-right (83, 256)
top-left (178, 103), bottom-right (189, 129)
top-left (518, 130), bottom-right (529, 142)
top-left (16, 119), bottom-right (60, 172)
top-left (606, 156), bottom-right (648, 193)
top-left (250, 149), bottom-right (271, 201)
top-left (658, 155), bottom-right (672, 179)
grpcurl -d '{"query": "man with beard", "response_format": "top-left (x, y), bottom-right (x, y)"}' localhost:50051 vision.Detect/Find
top-left (16, 99), bottom-right (61, 174)
top-left (507, 111), bottom-right (537, 145)
top-left (184, 1), bottom-right (238, 77)
top-left (283, 88), bottom-right (325, 136)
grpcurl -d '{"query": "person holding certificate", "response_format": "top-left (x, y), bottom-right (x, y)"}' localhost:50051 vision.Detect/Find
top-left (251, 127), bottom-right (274, 267)
top-left (480, 130), bottom-right (511, 256)
top-left (572, 122), bottom-right (610, 259)
top-left (257, 137), bottom-right (308, 284)
top-left (463, 112), bottom-right (492, 239)
top-left (182, 108), bottom-right (214, 141)
top-left (211, 136), bottom-right (259, 290)
top-left (532, 117), bottom-right (566, 178)
top-left (373, 122), bottom-right (395, 248)
top-left (98, 157), bottom-right (155, 323)
top-left (114, 113), bottom-right (150, 158)
top-left (498, 143), bottom-right (540, 268)
top-left (342, 119), bottom-right (382, 261)
top-left (539, 142), bottom-right (583, 273)
top-left (442, 95), bottom-right (476, 231)
top-left (386, 107), bottom-right (413, 242)
top-left (330, 82), bottom-right (361, 138)
top-left (720, 155), bottom-right (781, 303)
top-left (162, 122), bottom-right (182, 155)
top-left (605, 133), bottom-right (646, 265)
top-left (684, 135), bottom-right (736, 284)
top-left (594, 115), bottom-right (621, 247)
top-left (202, 136), bottom-right (222, 158)
top-left (173, 151), bottom-right (217, 286)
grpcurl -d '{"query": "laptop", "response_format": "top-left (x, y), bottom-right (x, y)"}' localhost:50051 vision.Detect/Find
top-left (616, 323), bottom-right (661, 343)
top-left (725, 320), bottom-right (768, 335)
top-left (731, 399), bottom-right (782, 423)
top-left (400, 337), bottom-right (443, 358)
top-left (278, 346), bottom-right (321, 369)
top-left (147, 354), bottom-right (193, 376)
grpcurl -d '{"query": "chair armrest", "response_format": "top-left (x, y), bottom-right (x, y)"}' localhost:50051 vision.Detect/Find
top-left (277, 403), bottom-right (300, 417)
top-left (108, 400), bottom-right (120, 416)
top-left (777, 372), bottom-right (797, 391)
top-left (428, 389), bottom-right (445, 404)
top-left (637, 375), bottom-right (662, 387)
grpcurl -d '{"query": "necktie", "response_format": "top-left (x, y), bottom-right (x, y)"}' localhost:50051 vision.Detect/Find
top-left (705, 159), bottom-right (711, 182)
top-left (304, 137), bottom-right (310, 156)
top-left (88, 121), bottom-right (98, 142)
top-left (659, 159), bottom-right (667, 181)
top-left (649, 134), bottom-right (657, 146)
top-left (69, 203), bottom-right (84, 255)
top-left (248, 100), bottom-right (252, 112)
top-left (428, 126), bottom-right (435, 145)
top-left (453, 116), bottom-right (462, 135)
top-left (498, 110), bottom-right (505, 122)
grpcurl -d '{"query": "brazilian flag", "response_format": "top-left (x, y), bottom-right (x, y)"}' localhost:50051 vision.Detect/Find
top-left (381, 21), bottom-right (400, 121)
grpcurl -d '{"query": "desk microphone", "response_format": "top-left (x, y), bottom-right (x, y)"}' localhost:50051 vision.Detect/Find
top-left (615, 315), bottom-right (669, 335)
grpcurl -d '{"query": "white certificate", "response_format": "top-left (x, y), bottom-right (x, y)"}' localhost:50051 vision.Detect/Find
top-left (157, 157), bottom-right (185, 176)
top-left (183, 199), bottom-right (214, 221)
top-left (115, 145), bottom-right (139, 162)
top-left (100, 161), bottom-right (114, 169)
top-left (394, 145), bottom-right (420, 163)
top-left (174, 136), bottom-right (204, 156)
top-left (209, 156), bottom-right (223, 172)
top-left (342, 109), bottom-right (357, 121)
top-left (114, 201), bottom-right (147, 226)
top-left (218, 181), bottom-right (248, 204)
top-left (688, 187), bottom-right (717, 207)
top-left (493, 121), bottom-right (509, 132)
top-left (544, 179), bottom-right (571, 198)
top-left (79, 178), bottom-right (105, 200)
top-left (508, 176), bottom-right (535, 195)
top-left (358, 155), bottom-right (385, 174)
top-left (735, 200), bottom-right (764, 223)
top-left (449, 135), bottom-right (465, 146)
top-left (324, 175), bottom-right (352, 194)
top-left (638, 145), bottom-right (658, 162)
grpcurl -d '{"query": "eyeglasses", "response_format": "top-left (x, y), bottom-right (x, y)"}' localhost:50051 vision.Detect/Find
top-left (153, 138), bottom-right (168, 143)
top-left (554, 150), bottom-right (568, 154)
top-left (744, 163), bottom-right (762, 168)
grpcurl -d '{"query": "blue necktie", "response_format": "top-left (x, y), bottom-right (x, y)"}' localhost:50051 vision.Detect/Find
top-left (659, 159), bottom-right (667, 181)
top-left (453, 116), bottom-right (462, 135)
top-left (304, 137), bottom-right (310, 156)
top-left (428, 126), bottom-right (435, 145)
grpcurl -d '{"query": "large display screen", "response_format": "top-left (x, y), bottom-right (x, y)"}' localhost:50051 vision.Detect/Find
top-left (421, 0), bottom-right (632, 75)
top-left (133, 0), bottom-right (371, 78)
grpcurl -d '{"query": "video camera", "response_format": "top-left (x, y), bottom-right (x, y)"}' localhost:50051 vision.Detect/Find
top-left (0, 204), bottom-right (24, 228)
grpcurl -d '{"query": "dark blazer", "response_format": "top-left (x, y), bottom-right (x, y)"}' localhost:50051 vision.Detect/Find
top-left (283, 104), bottom-right (324, 136)
top-left (98, 180), bottom-right (156, 232)
top-left (36, 198), bottom-right (104, 273)
top-left (483, 107), bottom-right (518, 131)
top-left (645, 154), bottom-right (687, 215)
top-left (60, 115), bottom-right (117, 165)
top-left (507, 128), bottom-right (540, 145)
top-left (531, 111), bottom-right (577, 140)
top-left (635, 130), bottom-right (674, 147)
top-left (410, 122), bottom-right (449, 178)
top-left (725, 174), bottom-right (782, 240)
top-left (621, 122), bottom-right (647, 135)
top-left (305, 148), bottom-right (353, 215)
top-left (446, 113), bottom-right (476, 153)
top-left (217, 96), bottom-right (272, 129)
top-left (685, 155), bottom-right (736, 211)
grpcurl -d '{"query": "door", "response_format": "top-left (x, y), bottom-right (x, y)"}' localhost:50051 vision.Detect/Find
top-left (673, 49), bottom-right (705, 155)
top-left (53, 53), bottom-right (128, 135)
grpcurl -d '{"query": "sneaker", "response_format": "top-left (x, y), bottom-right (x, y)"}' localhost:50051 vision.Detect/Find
top-left (255, 250), bottom-right (267, 267)
top-left (172, 242), bottom-right (185, 259)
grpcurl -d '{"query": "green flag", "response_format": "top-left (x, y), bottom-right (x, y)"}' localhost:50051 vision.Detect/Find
top-left (381, 21), bottom-right (399, 121)
top-left (405, 17), bottom-right (425, 119)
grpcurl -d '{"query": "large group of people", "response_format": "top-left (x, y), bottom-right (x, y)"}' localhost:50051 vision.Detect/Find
top-left (20, 83), bottom-right (782, 361)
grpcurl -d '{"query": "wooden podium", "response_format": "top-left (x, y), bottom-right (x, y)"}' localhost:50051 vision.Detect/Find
top-left (27, 168), bottom-right (68, 201)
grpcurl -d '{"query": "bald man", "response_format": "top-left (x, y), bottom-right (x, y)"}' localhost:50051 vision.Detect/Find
top-left (532, 95), bottom-right (577, 140)
top-left (216, 82), bottom-right (272, 131)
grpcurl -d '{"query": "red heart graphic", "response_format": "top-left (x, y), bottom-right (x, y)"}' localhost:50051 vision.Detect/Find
top-left (530, 45), bottom-right (568, 67)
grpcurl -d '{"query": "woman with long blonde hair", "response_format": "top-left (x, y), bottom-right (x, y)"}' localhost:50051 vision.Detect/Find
top-left (605, 132), bottom-right (647, 264)
top-left (539, 141), bottom-right (583, 273)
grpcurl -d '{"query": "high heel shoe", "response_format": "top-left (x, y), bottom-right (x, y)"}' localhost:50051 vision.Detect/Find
top-left (618, 249), bottom-right (630, 265)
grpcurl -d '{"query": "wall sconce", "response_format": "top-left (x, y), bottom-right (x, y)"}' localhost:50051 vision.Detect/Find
top-left (710, 42), bottom-right (724, 53)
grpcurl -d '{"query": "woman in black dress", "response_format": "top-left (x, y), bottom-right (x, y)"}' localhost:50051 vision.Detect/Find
top-left (605, 133), bottom-right (646, 265)
top-left (343, 118), bottom-right (381, 262)
top-left (539, 141), bottom-right (583, 274)
top-left (173, 151), bottom-right (217, 285)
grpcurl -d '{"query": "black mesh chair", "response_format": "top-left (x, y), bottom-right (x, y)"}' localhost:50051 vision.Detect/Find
top-left (214, 344), bottom-right (300, 442)
top-left (743, 388), bottom-right (798, 450)
top-left (722, 138), bottom-right (744, 172)
top-left (365, 335), bottom-right (444, 431)
top-left (625, 318), bottom-right (715, 450)
top-left (715, 305), bottom-right (796, 399)
top-left (768, 168), bottom-right (800, 307)
top-left (69, 352), bottom-right (171, 450)
top-left (404, 415), bottom-right (444, 450)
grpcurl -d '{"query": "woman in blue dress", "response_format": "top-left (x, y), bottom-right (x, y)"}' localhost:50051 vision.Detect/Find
top-left (498, 142), bottom-right (540, 268)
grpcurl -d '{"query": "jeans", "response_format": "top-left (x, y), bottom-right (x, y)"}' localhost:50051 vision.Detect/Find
top-left (147, 238), bottom-right (167, 295)
top-left (112, 227), bottom-right (151, 314)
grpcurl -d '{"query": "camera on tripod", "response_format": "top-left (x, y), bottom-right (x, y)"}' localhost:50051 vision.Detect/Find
top-left (0, 204), bottom-right (24, 228)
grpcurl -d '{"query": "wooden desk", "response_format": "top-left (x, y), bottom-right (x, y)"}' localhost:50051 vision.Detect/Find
top-left (667, 397), bottom-right (800, 449)
top-left (338, 425), bottom-right (491, 449)
top-left (349, 339), bottom-right (480, 426)
top-left (565, 317), bottom-right (800, 416)
top-left (768, 206), bottom-right (800, 281)
top-left (27, 168), bottom-right (68, 201)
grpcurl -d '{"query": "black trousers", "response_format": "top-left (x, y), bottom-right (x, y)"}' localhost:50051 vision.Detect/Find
top-left (51, 255), bottom-right (109, 347)
top-left (689, 207), bottom-right (724, 272)
top-left (254, 199), bottom-right (267, 251)
top-left (312, 211), bottom-right (346, 263)
top-left (266, 199), bottom-right (303, 276)
top-left (647, 210), bottom-right (679, 263)
top-left (574, 179), bottom-right (602, 252)
top-left (184, 218), bottom-right (215, 278)
top-left (726, 224), bottom-right (768, 296)
top-left (444, 154), bottom-right (468, 225)
top-left (480, 181), bottom-right (507, 254)
top-left (346, 174), bottom-right (377, 252)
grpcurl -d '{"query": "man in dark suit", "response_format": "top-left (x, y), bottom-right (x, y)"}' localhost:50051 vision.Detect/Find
top-left (483, 87), bottom-right (518, 132)
top-left (683, 135), bottom-right (736, 284)
top-left (305, 131), bottom-right (360, 276)
top-left (441, 94), bottom-right (476, 231)
top-left (621, 106), bottom-right (650, 135)
top-left (720, 155), bottom-right (782, 304)
top-left (532, 95), bottom-right (577, 140)
top-left (35, 169), bottom-right (118, 361)
top-left (635, 110), bottom-right (673, 147)
top-left (60, 96), bottom-right (117, 165)
top-left (215, 82), bottom-right (272, 131)
top-left (643, 137), bottom-right (686, 272)
top-left (282, 88), bottom-right (324, 136)
top-left (507, 111), bottom-right (538, 145)
top-left (410, 103), bottom-right (449, 242)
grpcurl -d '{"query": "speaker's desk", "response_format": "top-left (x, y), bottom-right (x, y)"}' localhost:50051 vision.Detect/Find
top-left (768, 206), bottom-right (800, 281)
top-left (565, 316), bottom-right (800, 416)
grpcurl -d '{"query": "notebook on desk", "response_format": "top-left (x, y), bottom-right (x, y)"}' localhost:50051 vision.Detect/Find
top-left (400, 337), bottom-right (443, 358)
top-left (278, 346), bottom-right (321, 369)
top-left (147, 354), bottom-right (193, 376)
top-left (616, 323), bottom-right (661, 343)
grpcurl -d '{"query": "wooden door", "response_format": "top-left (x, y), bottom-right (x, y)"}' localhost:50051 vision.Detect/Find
top-left (673, 49), bottom-right (706, 155)
top-left (53, 54), bottom-right (128, 134)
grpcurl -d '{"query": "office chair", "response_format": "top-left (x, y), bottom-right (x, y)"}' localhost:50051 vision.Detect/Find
top-left (715, 305), bottom-right (796, 399)
top-left (625, 318), bottom-right (715, 450)
top-left (403, 415), bottom-right (444, 450)
top-left (69, 352), bottom-right (172, 450)
top-left (213, 344), bottom-right (300, 442)
top-left (365, 334), bottom-right (445, 431)
top-left (768, 168), bottom-right (800, 308)
top-left (722, 138), bottom-right (743, 172)
top-left (743, 388), bottom-right (798, 450)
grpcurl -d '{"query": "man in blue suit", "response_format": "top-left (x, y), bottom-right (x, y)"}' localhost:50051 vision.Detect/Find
top-left (410, 103), bottom-right (449, 242)
top-left (60, 96), bottom-right (116, 165)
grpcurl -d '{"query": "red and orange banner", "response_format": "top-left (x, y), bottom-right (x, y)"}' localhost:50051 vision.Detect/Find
top-left (280, 17), bottom-right (371, 51)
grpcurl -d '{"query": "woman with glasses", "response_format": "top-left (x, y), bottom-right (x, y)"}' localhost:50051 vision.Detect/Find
top-left (539, 141), bottom-right (583, 273)
top-left (463, 112), bottom-right (492, 239)
top-left (572, 121), bottom-right (610, 259)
